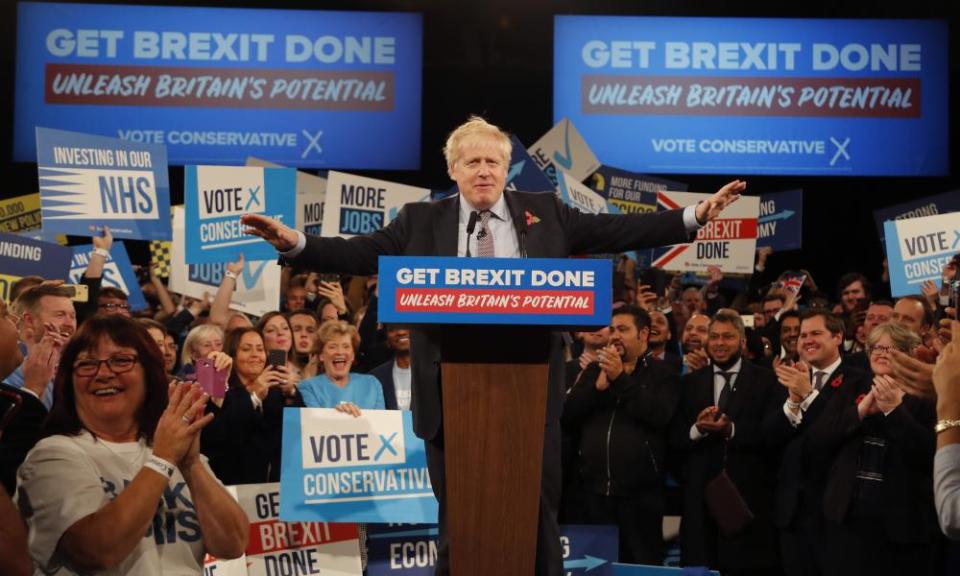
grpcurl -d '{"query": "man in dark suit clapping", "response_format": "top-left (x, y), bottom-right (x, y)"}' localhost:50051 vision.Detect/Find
top-left (672, 310), bottom-right (781, 575)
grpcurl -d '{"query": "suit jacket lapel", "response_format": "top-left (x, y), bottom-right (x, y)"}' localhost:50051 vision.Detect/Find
top-left (433, 195), bottom-right (459, 256)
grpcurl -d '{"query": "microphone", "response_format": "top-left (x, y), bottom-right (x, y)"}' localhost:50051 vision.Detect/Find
top-left (465, 210), bottom-right (479, 257)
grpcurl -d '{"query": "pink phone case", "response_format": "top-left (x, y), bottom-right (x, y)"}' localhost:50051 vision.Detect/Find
top-left (196, 359), bottom-right (227, 399)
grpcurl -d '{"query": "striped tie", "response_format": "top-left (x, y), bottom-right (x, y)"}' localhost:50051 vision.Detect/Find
top-left (476, 210), bottom-right (495, 257)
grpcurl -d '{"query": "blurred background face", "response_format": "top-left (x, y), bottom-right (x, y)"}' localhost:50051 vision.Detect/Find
top-left (840, 280), bottom-right (866, 312)
top-left (681, 288), bottom-right (703, 314)
top-left (286, 286), bottom-right (307, 311)
top-left (892, 298), bottom-right (926, 335)
top-left (97, 295), bottom-right (131, 317)
top-left (145, 327), bottom-right (169, 371)
top-left (780, 317), bottom-right (801, 357)
top-left (762, 298), bottom-right (784, 320)
top-left (234, 332), bottom-right (266, 380)
top-left (24, 295), bottom-right (76, 344)
top-left (290, 314), bottom-right (318, 355)
top-left (262, 315), bottom-right (292, 352)
top-left (648, 311), bottom-right (670, 347)
top-left (191, 331), bottom-right (223, 363)
top-left (320, 303), bottom-right (339, 324)
top-left (864, 303), bottom-right (893, 336)
top-left (868, 332), bottom-right (897, 376)
top-left (682, 314), bottom-right (710, 352)
top-left (707, 321), bottom-right (741, 365)
top-left (385, 327), bottom-right (411, 353)
top-left (319, 334), bottom-right (355, 380)
top-left (163, 334), bottom-right (177, 373)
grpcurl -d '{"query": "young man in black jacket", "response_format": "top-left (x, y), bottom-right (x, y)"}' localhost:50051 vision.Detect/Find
top-left (563, 305), bottom-right (680, 565)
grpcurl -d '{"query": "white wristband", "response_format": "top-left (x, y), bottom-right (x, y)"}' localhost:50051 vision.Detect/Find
top-left (92, 247), bottom-right (110, 259)
top-left (144, 454), bottom-right (176, 478)
top-left (224, 270), bottom-right (238, 281)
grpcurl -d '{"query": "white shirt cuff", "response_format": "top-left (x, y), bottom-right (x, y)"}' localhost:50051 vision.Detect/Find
top-left (19, 386), bottom-right (40, 401)
top-left (799, 389), bottom-right (819, 411)
top-left (682, 205), bottom-right (702, 232)
top-left (784, 400), bottom-right (803, 427)
top-left (690, 423), bottom-right (706, 441)
top-left (280, 230), bottom-right (307, 259)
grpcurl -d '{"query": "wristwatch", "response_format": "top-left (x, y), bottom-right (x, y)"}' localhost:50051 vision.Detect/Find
top-left (935, 419), bottom-right (960, 434)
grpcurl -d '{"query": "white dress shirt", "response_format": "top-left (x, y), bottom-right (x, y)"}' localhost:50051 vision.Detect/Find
top-left (783, 355), bottom-right (842, 427)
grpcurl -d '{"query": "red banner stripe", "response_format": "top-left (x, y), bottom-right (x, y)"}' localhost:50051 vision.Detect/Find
top-left (245, 521), bottom-right (358, 556)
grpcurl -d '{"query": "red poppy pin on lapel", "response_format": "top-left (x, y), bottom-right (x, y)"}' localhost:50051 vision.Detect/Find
top-left (830, 374), bottom-right (844, 388)
top-left (525, 210), bottom-right (541, 226)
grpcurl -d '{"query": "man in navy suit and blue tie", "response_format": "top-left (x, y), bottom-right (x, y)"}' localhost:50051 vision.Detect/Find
top-left (242, 116), bottom-right (745, 575)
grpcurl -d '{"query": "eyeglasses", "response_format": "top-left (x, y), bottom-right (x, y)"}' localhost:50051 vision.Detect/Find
top-left (868, 344), bottom-right (896, 355)
top-left (98, 303), bottom-right (130, 310)
top-left (73, 354), bottom-right (139, 376)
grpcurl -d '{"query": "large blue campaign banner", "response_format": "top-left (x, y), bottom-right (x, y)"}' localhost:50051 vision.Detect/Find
top-left (68, 242), bottom-right (147, 311)
top-left (366, 524), bottom-right (617, 576)
top-left (0, 232), bottom-right (73, 279)
top-left (184, 165), bottom-right (296, 264)
top-left (280, 409), bottom-right (438, 524)
top-left (377, 256), bottom-right (612, 327)
top-left (36, 127), bottom-right (171, 240)
top-left (554, 16), bottom-right (948, 176)
top-left (757, 189), bottom-right (803, 251)
top-left (16, 2), bottom-right (422, 169)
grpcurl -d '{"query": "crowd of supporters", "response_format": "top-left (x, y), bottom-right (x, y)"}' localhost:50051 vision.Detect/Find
top-left (1, 225), bottom-right (959, 576)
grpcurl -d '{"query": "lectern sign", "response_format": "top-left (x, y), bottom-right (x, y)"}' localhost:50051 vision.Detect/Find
top-left (378, 256), bottom-right (612, 326)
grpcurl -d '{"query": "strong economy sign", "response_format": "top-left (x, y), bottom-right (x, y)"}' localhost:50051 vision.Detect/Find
top-left (15, 2), bottom-right (423, 168)
top-left (554, 16), bottom-right (948, 176)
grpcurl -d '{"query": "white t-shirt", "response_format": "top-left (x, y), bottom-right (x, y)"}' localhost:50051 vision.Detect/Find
top-left (16, 431), bottom-right (211, 575)
top-left (392, 363), bottom-right (412, 411)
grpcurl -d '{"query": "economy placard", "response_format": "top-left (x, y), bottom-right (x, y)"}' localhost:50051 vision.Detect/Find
top-left (246, 157), bottom-right (327, 236)
top-left (589, 166), bottom-right (687, 214)
top-left (650, 192), bottom-right (760, 274)
top-left (0, 232), bottom-right (73, 281)
top-left (0, 193), bottom-right (43, 234)
top-left (528, 118), bottom-right (600, 186)
top-left (68, 242), bottom-right (148, 311)
top-left (15, 2), bottom-right (423, 169)
top-left (883, 212), bottom-right (960, 297)
top-left (377, 256), bottom-right (612, 326)
top-left (554, 16), bottom-right (948, 176)
top-left (36, 127), bottom-right (171, 240)
top-left (757, 189), bottom-right (803, 251)
top-left (169, 207), bottom-right (282, 317)
top-left (322, 172), bottom-right (430, 238)
top-left (184, 165), bottom-right (295, 264)
top-left (280, 409), bottom-right (437, 524)
top-left (366, 524), bottom-right (617, 576)
top-left (873, 190), bottom-right (960, 247)
top-left (230, 483), bottom-right (362, 576)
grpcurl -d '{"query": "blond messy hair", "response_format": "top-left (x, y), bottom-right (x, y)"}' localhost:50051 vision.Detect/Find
top-left (443, 115), bottom-right (512, 172)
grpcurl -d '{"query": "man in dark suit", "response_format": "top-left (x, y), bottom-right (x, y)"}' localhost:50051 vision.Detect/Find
top-left (242, 116), bottom-right (745, 576)
top-left (767, 309), bottom-right (872, 576)
top-left (672, 310), bottom-right (781, 575)
top-left (370, 325), bottom-right (412, 411)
